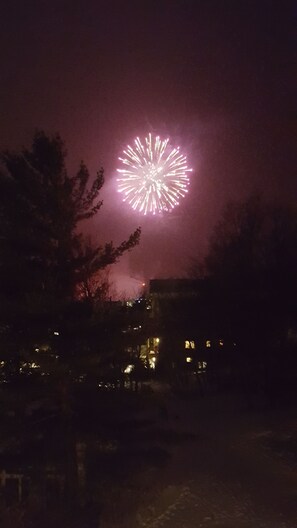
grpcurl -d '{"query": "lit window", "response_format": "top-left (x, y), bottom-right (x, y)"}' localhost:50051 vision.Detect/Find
top-left (53, 331), bottom-right (59, 336)
top-left (186, 356), bottom-right (192, 363)
top-left (190, 341), bottom-right (195, 349)
top-left (148, 356), bottom-right (156, 369)
top-left (185, 340), bottom-right (190, 349)
top-left (219, 340), bottom-right (224, 346)
top-left (206, 340), bottom-right (211, 348)
top-left (124, 364), bottom-right (134, 374)
top-left (30, 362), bottom-right (40, 369)
top-left (198, 361), bottom-right (207, 370)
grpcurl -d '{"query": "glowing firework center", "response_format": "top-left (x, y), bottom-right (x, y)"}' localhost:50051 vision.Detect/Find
top-left (117, 134), bottom-right (191, 215)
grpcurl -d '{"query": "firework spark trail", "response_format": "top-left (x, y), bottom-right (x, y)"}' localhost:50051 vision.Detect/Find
top-left (117, 133), bottom-right (191, 215)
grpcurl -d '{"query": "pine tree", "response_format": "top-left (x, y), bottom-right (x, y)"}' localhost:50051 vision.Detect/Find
top-left (0, 131), bottom-right (140, 360)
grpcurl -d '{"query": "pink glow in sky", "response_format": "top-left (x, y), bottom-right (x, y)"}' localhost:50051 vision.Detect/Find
top-left (0, 2), bottom-right (295, 297)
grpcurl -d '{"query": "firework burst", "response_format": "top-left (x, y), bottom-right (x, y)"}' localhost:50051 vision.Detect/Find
top-left (117, 134), bottom-right (191, 215)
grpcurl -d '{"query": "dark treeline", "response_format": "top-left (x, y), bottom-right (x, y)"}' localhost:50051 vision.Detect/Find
top-left (0, 132), bottom-right (143, 527)
top-left (0, 131), bottom-right (141, 370)
top-left (188, 194), bottom-right (297, 407)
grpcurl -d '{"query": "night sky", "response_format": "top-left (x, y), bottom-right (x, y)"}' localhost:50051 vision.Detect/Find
top-left (1, 0), bottom-right (296, 296)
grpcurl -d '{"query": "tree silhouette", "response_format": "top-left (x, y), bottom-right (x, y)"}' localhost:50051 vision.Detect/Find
top-left (0, 131), bottom-right (140, 361)
top-left (191, 195), bottom-right (297, 405)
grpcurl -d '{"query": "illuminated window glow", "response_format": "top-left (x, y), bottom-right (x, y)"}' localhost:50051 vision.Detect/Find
top-left (198, 361), bottom-right (207, 370)
top-left (148, 356), bottom-right (157, 369)
top-left (124, 364), bottom-right (134, 374)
